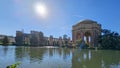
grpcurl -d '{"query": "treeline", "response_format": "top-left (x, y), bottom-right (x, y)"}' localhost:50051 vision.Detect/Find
top-left (0, 36), bottom-right (9, 45)
top-left (98, 29), bottom-right (120, 50)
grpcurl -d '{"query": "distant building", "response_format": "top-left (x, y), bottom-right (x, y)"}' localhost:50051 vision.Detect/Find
top-left (15, 31), bottom-right (24, 45)
top-left (23, 33), bottom-right (30, 45)
top-left (58, 36), bottom-right (63, 46)
top-left (63, 34), bottom-right (69, 46)
top-left (49, 35), bottom-right (54, 46)
top-left (30, 31), bottom-right (40, 46)
top-left (44, 37), bottom-right (49, 45)
top-left (53, 38), bottom-right (59, 46)
top-left (30, 31), bottom-right (45, 46)
top-left (39, 31), bottom-right (45, 45)
top-left (15, 30), bottom-right (70, 46)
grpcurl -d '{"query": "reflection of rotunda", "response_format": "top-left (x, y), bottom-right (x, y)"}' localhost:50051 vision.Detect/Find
top-left (72, 20), bottom-right (101, 47)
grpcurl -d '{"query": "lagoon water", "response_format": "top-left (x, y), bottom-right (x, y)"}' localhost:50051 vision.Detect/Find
top-left (0, 46), bottom-right (120, 68)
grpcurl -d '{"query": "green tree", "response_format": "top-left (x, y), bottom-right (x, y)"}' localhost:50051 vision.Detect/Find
top-left (98, 29), bottom-right (120, 49)
top-left (2, 36), bottom-right (9, 45)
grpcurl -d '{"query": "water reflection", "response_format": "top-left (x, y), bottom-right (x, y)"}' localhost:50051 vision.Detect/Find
top-left (15, 47), bottom-right (72, 68)
top-left (0, 46), bottom-right (15, 68)
top-left (72, 50), bottom-right (120, 68)
top-left (0, 46), bottom-right (120, 68)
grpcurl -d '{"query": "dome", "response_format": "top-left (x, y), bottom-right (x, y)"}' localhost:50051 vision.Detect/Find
top-left (80, 19), bottom-right (97, 24)
top-left (73, 19), bottom-right (97, 27)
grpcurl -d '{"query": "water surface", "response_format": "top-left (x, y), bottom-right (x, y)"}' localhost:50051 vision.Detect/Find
top-left (0, 46), bottom-right (120, 68)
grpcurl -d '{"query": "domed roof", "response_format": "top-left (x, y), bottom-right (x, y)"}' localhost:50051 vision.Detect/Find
top-left (73, 19), bottom-right (97, 27)
top-left (80, 19), bottom-right (97, 23)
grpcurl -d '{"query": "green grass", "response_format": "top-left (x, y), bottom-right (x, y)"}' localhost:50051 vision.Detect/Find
top-left (7, 62), bottom-right (21, 68)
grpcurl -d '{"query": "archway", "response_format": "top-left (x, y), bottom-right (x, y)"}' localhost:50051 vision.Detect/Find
top-left (84, 31), bottom-right (91, 47)
top-left (72, 19), bottom-right (101, 47)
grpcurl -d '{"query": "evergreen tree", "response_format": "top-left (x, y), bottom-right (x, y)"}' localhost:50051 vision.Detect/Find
top-left (2, 36), bottom-right (9, 45)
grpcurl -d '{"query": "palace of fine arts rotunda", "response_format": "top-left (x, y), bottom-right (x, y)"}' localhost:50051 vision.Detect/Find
top-left (72, 20), bottom-right (101, 47)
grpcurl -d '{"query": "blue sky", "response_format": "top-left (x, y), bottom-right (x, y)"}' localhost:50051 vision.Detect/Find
top-left (0, 0), bottom-right (120, 38)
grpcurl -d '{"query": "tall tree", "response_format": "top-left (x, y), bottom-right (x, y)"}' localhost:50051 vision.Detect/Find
top-left (2, 36), bottom-right (9, 45)
top-left (98, 29), bottom-right (120, 49)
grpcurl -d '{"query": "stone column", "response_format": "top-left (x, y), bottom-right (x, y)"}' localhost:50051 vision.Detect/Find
top-left (72, 30), bottom-right (75, 43)
top-left (81, 31), bottom-right (84, 41)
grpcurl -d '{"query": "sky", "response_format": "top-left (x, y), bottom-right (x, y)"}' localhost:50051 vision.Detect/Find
top-left (0, 0), bottom-right (120, 38)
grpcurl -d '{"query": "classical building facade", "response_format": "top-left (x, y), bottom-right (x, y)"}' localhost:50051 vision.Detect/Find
top-left (72, 20), bottom-right (101, 47)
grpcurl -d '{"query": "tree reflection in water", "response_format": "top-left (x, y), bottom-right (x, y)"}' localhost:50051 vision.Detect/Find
top-left (72, 50), bottom-right (120, 68)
